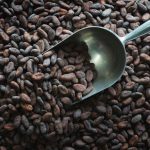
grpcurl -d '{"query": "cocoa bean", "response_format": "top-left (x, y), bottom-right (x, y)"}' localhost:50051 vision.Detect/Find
top-left (73, 84), bottom-right (86, 92)
top-left (62, 65), bottom-right (75, 73)
top-left (32, 72), bottom-right (44, 81)
top-left (20, 93), bottom-right (31, 103)
top-left (58, 85), bottom-right (68, 95)
top-left (60, 73), bottom-right (75, 81)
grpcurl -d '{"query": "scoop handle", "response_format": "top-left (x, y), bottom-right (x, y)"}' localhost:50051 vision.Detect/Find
top-left (120, 20), bottom-right (150, 44)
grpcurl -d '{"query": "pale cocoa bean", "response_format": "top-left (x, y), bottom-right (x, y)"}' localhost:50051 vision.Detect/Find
top-left (60, 73), bottom-right (75, 81)
top-left (73, 84), bottom-right (86, 92)
top-left (56, 26), bottom-right (63, 36)
top-left (74, 20), bottom-right (86, 29)
top-left (86, 70), bottom-right (94, 82)
top-left (4, 123), bottom-right (15, 131)
top-left (117, 121), bottom-right (128, 129)
top-left (61, 97), bottom-right (72, 106)
top-left (32, 72), bottom-right (44, 81)
top-left (21, 103), bottom-right (33, 111)
top-left (62, 65), bottom-right (75, 73)
top-left (43, 50), bottom-right (54, 58)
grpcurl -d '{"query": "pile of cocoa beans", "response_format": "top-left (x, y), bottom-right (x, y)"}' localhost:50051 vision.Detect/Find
top-left (0, 0), bottom-right (150, 150)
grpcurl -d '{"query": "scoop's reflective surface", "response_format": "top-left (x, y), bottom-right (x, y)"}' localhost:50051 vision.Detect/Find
top-left (70, 27), bottom-right (126, 100)
top-left (43, 21), bottom-right (150, 103)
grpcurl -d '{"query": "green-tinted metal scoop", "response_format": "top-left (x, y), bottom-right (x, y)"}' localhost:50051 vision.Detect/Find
top-left (44, 20), bottom-right (150, 103)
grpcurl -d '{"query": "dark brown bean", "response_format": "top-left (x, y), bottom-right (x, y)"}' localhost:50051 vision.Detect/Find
top-left (53, 104), bottom-right (60, 117)
top-left (129, 135), bottom-right (139, 146)
top-left (42, 112), bottom-right (52, 122)
top-left (22, 115), bottom-right (30, 128)
top-left (14, 115), bottom-right (21, 128)
top-left (55, 119), bottom-right (63, 134)
top-left (83, 136), bottom-right (94, 143)
top-left (75, 55), bottom-right (85, 64)
top-left (117, 121), bottom-right (128, 129)
top-left (58, 85), bottom-right (68, 95)
top-left (96, 137), bottom-right (109, 145)
top-left (4, 62), bottom-right (14, 73)
top-left (0, 1), bottom-right (149, 149)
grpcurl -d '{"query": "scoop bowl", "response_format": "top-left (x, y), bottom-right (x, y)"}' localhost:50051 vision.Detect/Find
top-left (43, 20), bottom-right (150, 104)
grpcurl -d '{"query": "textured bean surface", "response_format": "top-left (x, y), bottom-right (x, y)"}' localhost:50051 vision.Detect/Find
top-left (0, 0), bottom-right (150, 150)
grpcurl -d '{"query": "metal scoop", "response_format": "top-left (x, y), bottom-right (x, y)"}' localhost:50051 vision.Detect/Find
top-left (44, 20), bottom-right (150, 103)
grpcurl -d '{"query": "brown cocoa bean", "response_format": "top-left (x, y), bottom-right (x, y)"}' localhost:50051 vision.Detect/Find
top-left (81, 112), bottom-right (91, 120)
top-left (74, 20), bottom-right (86, 29)
top-left (10, 81), bottom-right (19, 90)
top-left (75, 55), bottom-right (85, 64)
top-left (62, 65), bottom-right (75, 73)
top-left (61, 97), bottom-right (72, 106)
top-left (0, 30), bottom-right (10, 42)
top-left (60, 73), bottom-right (75, 81)
top-left (14, 115), bottom-right (21, 128)
top-left (51, 53), bottom-right (57, 65)
top-left (86, 70), bottom-right (94, 82)
top-left (43, 50), bottom-right (54, 58)
top-left (21, 103), bottom-right (33, 111)
top-left (32, 72), bottom-right (44, 81)
top-left (73, 84), bottom-right (86, 92)
top-left (117, 121), bottom-right (128, 129)
top-left (58, 85), bottom-right (68, 95)
top-left (57, 58), bottom-right (65, 67)
top-left (6, 26), bottom-right (16, 34)
top-left (20, 93), bottom-right (31, 103)
top-left (96, 137), bottom-right (109, 145)
top-left (42, 112), bottom-right (52, 122)
top-left (146, 115), bottom-right (150, 124)
top-left (22, 115), bottom-right (29, 128)
top-left (53, 104), bottom-right (60, 117)
top-left (129, 135), bottom-right (139, 146)
top-left (4, 62), bottom-right (14, 74)
top-left (37, 27), bottom-right (48, 38)
top-left (75, 71), bottom-right (85, 78)
top-left (55, 119), bottom-right (63, 134)
top-left (83, 136), bottom-right (94, 143)
top-left (4, 123), bottom-right (15, 131)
